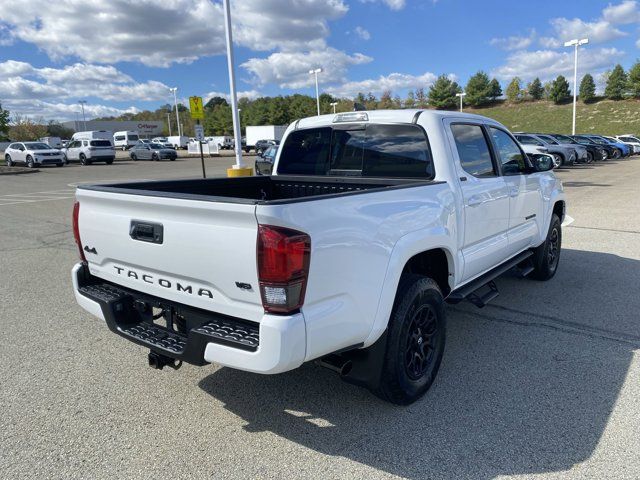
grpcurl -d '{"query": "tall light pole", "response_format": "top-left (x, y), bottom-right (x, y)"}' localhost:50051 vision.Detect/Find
top-left (309, 68), bottom-right (323, 115)
top-left (169, 87), bottom-right (182, 137)
top-left (222, 0), bottom-right (249, 174)
top-left (330, 101), bottom-right (338, 113)
top-left (565, 38), bottom-right (589, 135)
top-left (78, 100), bottom-right (87, 130)
top-left (455, 92), bottom-right (466, 112)
top-left (166, 111), bottom-right (172, 136)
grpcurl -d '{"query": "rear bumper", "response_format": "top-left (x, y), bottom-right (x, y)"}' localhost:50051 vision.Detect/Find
top-left (71, 263), bottom-right (306, 374)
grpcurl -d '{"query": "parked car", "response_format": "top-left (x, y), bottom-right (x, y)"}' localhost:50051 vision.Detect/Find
top-left (615, 134), bottom-right (640, 154)
top-left (129, 143), bottom-right (177, 161)
top-left (533, 133), bottom-right (588, 164)
top-left (151, 137), bottom-right (174, 149)
top-left (255, 145), bottom-right (278, 175)
top-left (71, 109), bottom-right (565, 405)
top-left (255, 139), bottom-right (280, 155)
top-left (578, 135), bottom-right (628, 158)
top-left (138, 139), bottom-right (151, 145)
top-left (4, 142), bottom-right (65, 168)
top-left (513, 133), bottom-right (577, 167)
top-left (571, 135), bottom-right (615, 160)
top-left (600, 136), bottom-right (632, 156)
top-left (549, 134), bottom-right (605, 162)
top-left (61, 139), bottom-right (115, 165)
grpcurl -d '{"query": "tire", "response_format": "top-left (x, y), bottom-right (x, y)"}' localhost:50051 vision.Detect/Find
top-left (375, 275), bottom-right (446, 405)
top-left (105, 159), bottom-right (113, 165)
top-left (551, 153), bottom-right (563, 168)
top-left (63, 154), bottom-right (68, 165)
top-left (530, 213), bottom-right (561, 281)
top-left (152, 154), bottom-right (159, 161)
top-left (56, 162), bottom-right (64, 167)
top-left (26, 155), bottom-right (35, 168)
top-left (612, 148), bottom-right (621, 159)
top-left (5, 154), bottom-right (13, 167)
top-left (131, 154), bottom-right (137, 161)
top-left (80, 154), bottom-right (89, 166)
top-left (586, 151), bottom-right (593, 164)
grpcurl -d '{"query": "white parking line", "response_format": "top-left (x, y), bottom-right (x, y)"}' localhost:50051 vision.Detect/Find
top-left (562, 215), bottom-right (575, 227)
top-left (0, 188), bottom-right (76, 206)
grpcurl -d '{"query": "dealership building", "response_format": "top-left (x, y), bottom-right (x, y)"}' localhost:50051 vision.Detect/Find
top-left (62, 120), bottom-right (165, 137)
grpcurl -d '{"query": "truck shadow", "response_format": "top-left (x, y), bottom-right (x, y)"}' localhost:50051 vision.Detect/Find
top-left (198, 249), bottom-right (638, 479)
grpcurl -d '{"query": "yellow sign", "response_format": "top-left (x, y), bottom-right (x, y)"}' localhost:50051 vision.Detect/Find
top-left (189, 96), bottom-right (204, 119)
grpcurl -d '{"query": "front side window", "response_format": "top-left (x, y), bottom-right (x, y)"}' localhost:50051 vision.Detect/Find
top-left (115, 135), bottom-right (125, 141)
top-left (128, 134), bottom-right (139, 141)
top-left (516, 135), bottom-right (543, 146)
top-left (490, 127), bottom-right (527, 175)
top-left (451, 123), bottom-right (495, 177)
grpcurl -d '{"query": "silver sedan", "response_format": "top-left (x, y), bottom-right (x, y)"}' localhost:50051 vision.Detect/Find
top-left (129, 143), bottom-right (177, 161)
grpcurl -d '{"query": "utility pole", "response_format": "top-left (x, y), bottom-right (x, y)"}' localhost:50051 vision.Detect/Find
top-left (309, 68), bottom-right (323, 115)
top-left (455, 92), bottom-right (466, 112)
top-left (78, 100), bottom-right (87, 130)
top-left (169, 87), bottom-right (182, 137)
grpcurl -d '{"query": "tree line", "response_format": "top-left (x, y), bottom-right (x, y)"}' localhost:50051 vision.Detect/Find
top-left (4, 61), bottom-right (640, 139)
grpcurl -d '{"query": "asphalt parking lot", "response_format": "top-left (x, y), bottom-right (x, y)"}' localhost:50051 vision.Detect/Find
top-left (1, 156), bottom-right (639, 479)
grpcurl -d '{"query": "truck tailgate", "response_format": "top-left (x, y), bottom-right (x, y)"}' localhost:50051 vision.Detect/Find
top-left (75, 188), bottom-right (264, 322)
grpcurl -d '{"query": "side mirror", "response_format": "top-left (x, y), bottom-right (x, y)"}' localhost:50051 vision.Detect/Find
top-left (528, 153), bottom-right (554, 172)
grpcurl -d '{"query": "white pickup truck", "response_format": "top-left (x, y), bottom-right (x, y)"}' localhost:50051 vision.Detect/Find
top-left (71, 110), bottom-right (565, 404)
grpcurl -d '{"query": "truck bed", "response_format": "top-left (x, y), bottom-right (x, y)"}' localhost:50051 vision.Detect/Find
top-left (78, 175), bottom-right (435, 205)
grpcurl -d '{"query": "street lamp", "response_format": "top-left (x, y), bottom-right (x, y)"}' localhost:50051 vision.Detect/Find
top-left (564, 37), bottom-right (589, 135)
top-left (455, 92), bottom-right (466, 112)
top-left (166, 111), bottom-right (172, 136)
top-left (309, 68), bottom-right (323, 116)
top-left (330, 101), bottom-right (338, 113)
top-left (169, 87), bottom-right (182, 137)
top-left (78, 100), bottom-right (87, 130)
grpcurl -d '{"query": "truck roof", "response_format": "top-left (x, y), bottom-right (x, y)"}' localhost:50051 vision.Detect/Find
top-left (293, 109), bottom-right (504, 130)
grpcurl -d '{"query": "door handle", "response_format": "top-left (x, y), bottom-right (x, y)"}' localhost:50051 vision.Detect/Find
top-left (467, 195), bottom-right (483, 206)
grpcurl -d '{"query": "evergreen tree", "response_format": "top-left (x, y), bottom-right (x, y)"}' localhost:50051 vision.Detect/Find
top-left (549, 75), bottom-right (571, 104)
top-left (506, 77), bottom-right (522, 102)
top-left (579, 73), bottom-right (596, 103)
top-left (605, 64), bottom-right (628, 100)
top-left (528, 77), bottom-right (544, 100)
top-left (488, 78), bottom-right (502, 101)
top-left (465, 71), bottom-right (491, 107)
top-left (627, 61), bottom-right (640, 98)
top-left (428, 75), bottom-right (460, 109)
top-left (0, 103), bottom-right (10, 140)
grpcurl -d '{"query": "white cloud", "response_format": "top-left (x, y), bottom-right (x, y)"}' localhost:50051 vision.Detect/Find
top-left (5, 99), bottom-right (139, 122)
top-left (490, 30), bottom-right (536, 51)
top-left (241, 48), bottom-right (372, 89)
top-left (539, 37), bottom-right (562, 48)
top-left (0, 61), bottom-right (171, 102)
top-left (203, 90), bottom-right (263, 102)
top-left (360, 0), bottom-right (406, 10)
top-left (327, 72), bottom-right (439, 98)
top-left (602, 0), bottom-right (640, 24)
top-left (354, 26), bottom-right (371, 40)
top-left (0, 0), bottom-right (350, 66)
top-left (490, 48), bottom-right (625, 82)
top-left (549, 17), bottom-right (627, 44)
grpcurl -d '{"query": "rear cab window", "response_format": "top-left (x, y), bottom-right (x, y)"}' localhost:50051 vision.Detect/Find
top-left (276, 124), bottom-right (434, 179)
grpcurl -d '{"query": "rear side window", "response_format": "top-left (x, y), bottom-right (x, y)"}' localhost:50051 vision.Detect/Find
top-left (277, 124), bottom-right (433, 178)
top-left (450, 124), bottom-right (495, 177)
top-left (90, 140), bottom-right (111, 147)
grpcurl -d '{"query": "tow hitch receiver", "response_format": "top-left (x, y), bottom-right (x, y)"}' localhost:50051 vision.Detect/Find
top-left (148, 351), bottom-right (182, 370)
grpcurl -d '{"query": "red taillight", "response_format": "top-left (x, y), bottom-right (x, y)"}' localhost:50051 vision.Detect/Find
top-left (72, 201), bottom-right (86, 262)
top-left (257, 225), bottom-right (310, 313)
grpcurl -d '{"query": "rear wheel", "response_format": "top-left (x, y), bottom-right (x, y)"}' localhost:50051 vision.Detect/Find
top-left (586, 151), bottom-right (594, 163)
top-left (80, 154), bottom-right (89, 166)
top-left (612, 148), bottom-right (621, 159)
top-left (375, 275), bottom-right (446, 405)
top-left (5, 154), bottom-right (13, 167)
top-left (530, 213), bottom-right (561, 281)
top-left (552, 153), bottom-right (563, 168)
top-left (152, 154), bottom-right (159, 161)
top-left (26, 155), bottom-right (35, 168)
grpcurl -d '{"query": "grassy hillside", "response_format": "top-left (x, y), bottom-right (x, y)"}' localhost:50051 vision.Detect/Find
top-left (467, 98), bottom-right (640, 135)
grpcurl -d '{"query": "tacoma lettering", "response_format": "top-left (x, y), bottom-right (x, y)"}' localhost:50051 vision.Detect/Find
top-left (112, 266), bottom-right (213, 299)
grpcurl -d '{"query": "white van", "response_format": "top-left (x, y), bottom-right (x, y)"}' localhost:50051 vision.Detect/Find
top-left (167, 135), bottom-right (189, 149)
top-left (39, 136), bottom-right (62, 149)
top-left (72, 131), bottom-right (113, 142)
top-left (113, 131), bottom-right (140, 150)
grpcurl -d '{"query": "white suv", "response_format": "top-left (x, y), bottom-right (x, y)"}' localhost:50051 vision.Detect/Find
top-left (62, 139), bottom-right (115, 165)
top-left (4, 142), bottom-right (65, 168)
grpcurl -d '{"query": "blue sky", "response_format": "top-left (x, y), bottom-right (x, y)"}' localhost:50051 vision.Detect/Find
top-left (0, 0), bottom-right (638, 120)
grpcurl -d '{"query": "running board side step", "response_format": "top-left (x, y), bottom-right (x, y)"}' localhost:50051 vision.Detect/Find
top-left (446, 250), bottom-right (534, 307)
